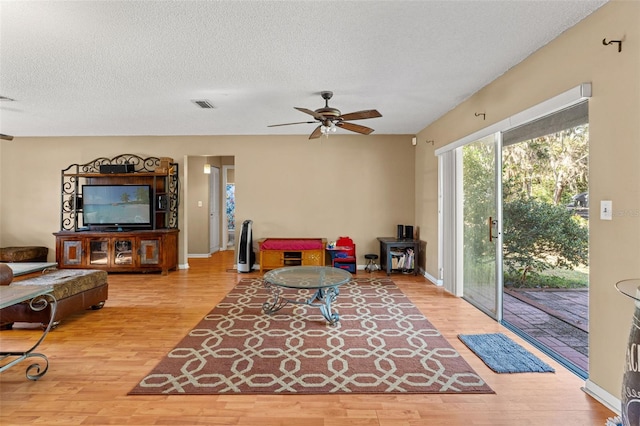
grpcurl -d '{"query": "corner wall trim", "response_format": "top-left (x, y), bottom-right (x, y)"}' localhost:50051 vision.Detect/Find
top-left (423, 270), bottom-right (442, 286)
top-left (582, 379), bottom-right (620, 415)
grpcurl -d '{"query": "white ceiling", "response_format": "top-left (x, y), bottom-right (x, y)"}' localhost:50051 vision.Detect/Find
top-left (0, 0), bottom-right (607, 138)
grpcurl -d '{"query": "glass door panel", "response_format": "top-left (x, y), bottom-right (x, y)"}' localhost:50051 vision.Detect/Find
top-left (89, 240), bottom-right (109, 265)
top-left (461, 134), bottom-right (502, 320)
top-left (114, 239), bottom-right (133, 265)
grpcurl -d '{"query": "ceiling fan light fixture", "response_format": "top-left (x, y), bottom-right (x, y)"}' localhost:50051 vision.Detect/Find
top-left (269, 91), bottom-right (381, 139)
top-left (320, 121), bottom-right (337, 137)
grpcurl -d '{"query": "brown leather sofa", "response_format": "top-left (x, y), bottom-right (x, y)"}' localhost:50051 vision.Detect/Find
top-left (0, 268), bottom-right (108, 329)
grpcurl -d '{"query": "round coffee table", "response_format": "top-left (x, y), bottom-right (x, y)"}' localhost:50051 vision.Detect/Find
top-left (262, 266), bottom-right (352, 325)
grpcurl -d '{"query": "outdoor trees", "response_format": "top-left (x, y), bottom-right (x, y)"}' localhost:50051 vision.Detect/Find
top-left (461, 124), bottom-right (589, 287)
top-left (503, 125), bottom-right (589, 205)
top-left (502, 124), bottom-right (589, 285)
top-left (502, 198), bottom-right (588, 282)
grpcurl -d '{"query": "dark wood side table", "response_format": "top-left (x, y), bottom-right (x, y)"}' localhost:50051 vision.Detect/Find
top-left (377, 237), bottom-right (420, 276)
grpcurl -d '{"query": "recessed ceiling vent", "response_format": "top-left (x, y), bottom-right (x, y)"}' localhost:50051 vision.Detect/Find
top-left (191, 99), bottom-right (215, 109)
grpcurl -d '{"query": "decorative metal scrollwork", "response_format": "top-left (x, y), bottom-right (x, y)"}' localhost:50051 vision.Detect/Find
top-left (59, 154), bottom-right (179, 231)
top-left (0, 293), bottom-right (57, 381)
top-left (261, 281), bottom-right (342, 326)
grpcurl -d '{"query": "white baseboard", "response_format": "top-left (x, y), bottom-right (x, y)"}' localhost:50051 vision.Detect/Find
top-left (187, 253), bottom-right (211, 258)
top-left (582, 379), bottom-right (621, 415)
top-left (178, 263), bottom-right (190, 270)
top-left (423, 270), bottom-right (442, 286)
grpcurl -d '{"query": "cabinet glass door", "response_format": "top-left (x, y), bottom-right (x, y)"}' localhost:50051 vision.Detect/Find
top-left (114, 239), bottom-right (133, 265)
top-left (139, 239), bottom-right (160, 265)
top-left (89, 240), bottom-right (109, 265)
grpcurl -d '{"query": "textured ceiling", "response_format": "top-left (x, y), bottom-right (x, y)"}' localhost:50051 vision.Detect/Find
top-left (0, 1), bottom-right (607, 138)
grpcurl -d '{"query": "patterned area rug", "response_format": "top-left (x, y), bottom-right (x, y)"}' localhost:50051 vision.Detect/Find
top-left (129, 277), bottom-right (493, 395)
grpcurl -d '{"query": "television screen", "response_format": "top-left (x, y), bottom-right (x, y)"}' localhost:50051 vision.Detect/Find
top-left (82, 185), bottom-right (152, 228)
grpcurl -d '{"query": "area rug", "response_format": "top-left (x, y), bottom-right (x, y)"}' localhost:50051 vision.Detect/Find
top-left (129, 277), bottom-right (494, 395)
top-left (458, 333), bottom-right (555, 373)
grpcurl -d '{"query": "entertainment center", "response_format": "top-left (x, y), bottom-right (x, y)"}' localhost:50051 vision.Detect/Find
top-left (54, 154), bottom-right (179, 274)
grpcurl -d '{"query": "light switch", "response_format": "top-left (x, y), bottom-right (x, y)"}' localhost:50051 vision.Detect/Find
top-left (197, 201), bottom-right (203, 207)
top-left (600, 200), bottom-right (612, 220)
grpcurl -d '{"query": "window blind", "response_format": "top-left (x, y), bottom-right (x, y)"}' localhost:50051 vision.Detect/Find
top-left (502, 101), bottom-right (588, 147)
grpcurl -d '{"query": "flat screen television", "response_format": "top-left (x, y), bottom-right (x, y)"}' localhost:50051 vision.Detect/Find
top-left (82, 184), bottom-right (153, 230)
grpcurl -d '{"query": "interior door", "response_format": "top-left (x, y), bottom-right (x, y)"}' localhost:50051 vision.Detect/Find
top-left (209, 167), bottom-right (220, 254)
top-left (461, 133), bottom-right (503, 320)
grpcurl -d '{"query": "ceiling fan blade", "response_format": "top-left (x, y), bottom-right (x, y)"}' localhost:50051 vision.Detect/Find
top-left (295, 107), bottom-right (325, 121)
top-left (268, 121), bottom-right (316, 127)
top-left (339, 109), bottom-right (382, 121)
top-left (309, 125), bottom-right (323, 139)
top-left (336, 121), bottom-right (375, 135)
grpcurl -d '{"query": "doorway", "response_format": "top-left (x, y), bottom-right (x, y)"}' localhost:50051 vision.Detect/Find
top-left (185, 156), bottom-right (235, 259)
top-left (500, 108), bottom-right (590, 377)
top-left (438, 91), bottom-right (590, 378)
top-left (209, 166), bottom-right (220, 254)
top-left (223, 165), bottom-right (235, 251)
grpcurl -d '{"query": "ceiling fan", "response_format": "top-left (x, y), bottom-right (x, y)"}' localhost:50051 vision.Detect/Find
top-left (268, 91), bottom-right (382, 139)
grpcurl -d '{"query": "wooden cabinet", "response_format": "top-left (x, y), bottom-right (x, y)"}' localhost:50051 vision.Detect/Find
top-left (55, 155), bottom-right (180, 274)
top-left (260, 250), bottom-right (325, 271)
top-left (302, 250), bottom-right (324, 266)
top-left (377, 237), bottom-right (420, 276)
top-left (258, 239), bottom-right (327, 272)
top-left (54, 229), bottom-right (178, 274)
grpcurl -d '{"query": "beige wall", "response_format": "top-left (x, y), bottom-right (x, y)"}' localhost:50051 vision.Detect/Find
top-left (226, 166), bottom-right (235, 184)
top-left (414, 0), bottom-right (640, 400)
top-left (186, 155), bottom-right (212, 255)
top-left (0, 134), bottom-right (415, 269)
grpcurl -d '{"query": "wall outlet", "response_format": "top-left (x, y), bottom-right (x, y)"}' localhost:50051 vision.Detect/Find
top-left (600, 200), bottom-right (612, 220)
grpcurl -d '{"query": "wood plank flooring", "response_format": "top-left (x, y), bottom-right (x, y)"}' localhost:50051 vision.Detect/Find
top-left (0, 251), bottom-right (615, 425)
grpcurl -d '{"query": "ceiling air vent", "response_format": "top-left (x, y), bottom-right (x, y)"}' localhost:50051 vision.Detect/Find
top-left (191, 99), bottom-right (215, 109)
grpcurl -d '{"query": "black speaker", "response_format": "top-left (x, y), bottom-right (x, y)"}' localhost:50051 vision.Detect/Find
top-left (397, 225), bottom-right (404, 239)
top-left (99, 164), bottom-right (135, 174)
top-left (73, 195), bottom-right (83, 210)
top-left (404, 225), bottom-right (414, 240)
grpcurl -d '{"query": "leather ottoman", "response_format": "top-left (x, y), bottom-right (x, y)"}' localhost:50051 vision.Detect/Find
top-left (0, 269), bottom-right (108, 329)
top-left (0, 246), bottom-right (49, 262)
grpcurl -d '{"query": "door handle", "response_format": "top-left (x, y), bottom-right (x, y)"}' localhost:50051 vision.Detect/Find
top-left (488, 216), bottom-right (498, 242)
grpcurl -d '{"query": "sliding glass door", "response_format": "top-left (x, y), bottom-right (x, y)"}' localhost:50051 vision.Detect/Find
top-left (461, 134), bottom-right (502, 320)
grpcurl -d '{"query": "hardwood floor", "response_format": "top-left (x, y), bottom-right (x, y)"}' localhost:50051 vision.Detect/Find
top-left (0, 251), bottom-right (615, 425)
